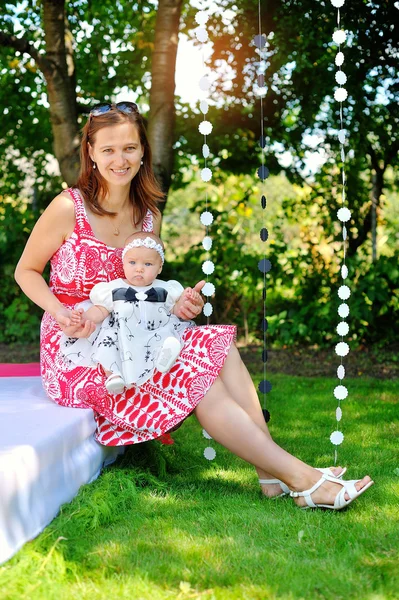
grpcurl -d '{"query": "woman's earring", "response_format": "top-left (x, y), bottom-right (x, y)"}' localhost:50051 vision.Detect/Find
top-left (140, 159), bottom-right (143, 165)
top-left (92, 162), bottom-right (96, 169)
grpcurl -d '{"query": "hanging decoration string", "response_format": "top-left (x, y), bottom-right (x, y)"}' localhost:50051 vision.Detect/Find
top-left (330, 0), bottom-right (351, 462)
top-left (195, 7), bottom-right (217, 461)
top-left (253, 6), bottom-right (271, 423)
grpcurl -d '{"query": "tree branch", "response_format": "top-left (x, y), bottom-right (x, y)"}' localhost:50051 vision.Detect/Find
top-left (0, 31), bottom-right (54, 78)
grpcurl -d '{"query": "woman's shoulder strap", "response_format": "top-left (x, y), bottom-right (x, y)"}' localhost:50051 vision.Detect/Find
top-left (142, 210), bottom-right (153, 232)
top-left (65, 187), bottom-right (89, 229)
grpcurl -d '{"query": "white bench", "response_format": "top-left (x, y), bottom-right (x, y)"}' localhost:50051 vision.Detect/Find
top-left (0, 376), bottom-right (122, 564)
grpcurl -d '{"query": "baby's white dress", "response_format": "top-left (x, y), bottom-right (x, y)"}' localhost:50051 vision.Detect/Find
top-left (61, 278), bottom-right (194, 387)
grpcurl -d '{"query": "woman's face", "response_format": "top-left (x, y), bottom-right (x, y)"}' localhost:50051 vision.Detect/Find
top-left (88, 122), bottom-right (144, 189)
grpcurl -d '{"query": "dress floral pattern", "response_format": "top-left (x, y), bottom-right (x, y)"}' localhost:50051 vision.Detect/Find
top-left (41, 188), bottom-right (236, 446)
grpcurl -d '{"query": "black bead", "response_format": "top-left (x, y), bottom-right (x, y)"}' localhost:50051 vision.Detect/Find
top-left (258, 379), bottom-right (272, 393)
top-left (260, 228), bottom-right (269, 242)
top-left (261, 195), bottom-right (267, 209)
top-left (258, 165), bottom-right (270, 181)
top-left (262, 349), bottom-right (268, 362)
top-left (258, 258), bottom-right (272, 273)
top-left (262, 409), bottom-right (271, 423)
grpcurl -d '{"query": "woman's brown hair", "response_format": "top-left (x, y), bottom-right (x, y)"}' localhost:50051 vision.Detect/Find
top-left (75, 107), bottom-right (163, 225)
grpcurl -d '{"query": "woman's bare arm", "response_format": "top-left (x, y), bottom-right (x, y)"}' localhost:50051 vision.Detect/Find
top-left (14, 192), bottom-right (76, 318)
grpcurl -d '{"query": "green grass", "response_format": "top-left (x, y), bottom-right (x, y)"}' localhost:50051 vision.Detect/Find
top-left (1, 374), bottom-right (398, 600)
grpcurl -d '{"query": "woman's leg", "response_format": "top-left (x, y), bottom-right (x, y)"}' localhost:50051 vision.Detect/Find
top-left (194, 376), bottom-right (372, 507)
top-left (217, 345), bottom-right (344, 496)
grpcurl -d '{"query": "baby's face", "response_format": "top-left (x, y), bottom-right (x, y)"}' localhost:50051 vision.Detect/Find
top-left (122, 246), bottom-right (162, 286)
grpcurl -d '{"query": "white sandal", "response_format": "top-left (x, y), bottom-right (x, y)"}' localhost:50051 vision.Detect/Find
top-left (259, 467), bottom-right (347, 498)
top-left (290, 473), bottom-right (374, 510)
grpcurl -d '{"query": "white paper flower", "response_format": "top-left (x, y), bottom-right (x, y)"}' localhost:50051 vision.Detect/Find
top-left (203, 302), bottom-right (213, 317)
top-left (334, 88), bottom-right (348, 102)
top-left (338, 130), bottom-right (346, 144)
top-left (202, 429), bottom-right (212, 439)
top-left (335, 51), bottom-right (345, 66)
top-left (337, 365), bottom-right (345, 379)
top-left (331, 0), bottom-right (345, 6)
top-left (200, 100), bottom-right (209, 114)
top-left (342, 225), bottom-right (347, 240)
top-left (202, 236), bottom-right (212, 251)
top-left (334, 385), bottom-right (348, 400)
top-left (333, 30), bottom-right (347, 44)
top-left (338, 303), bottom-right (350, 318)
top-left (202, 260), bottom-right (215, 275)
top-left (201, 167), bottom-right (212, 182)
top-left (199, 76), bottom-right (211, 91)
top-left (335, 71), bottom-right (347, 85)
top-left (338, 285), bottom-right (351, 300)
top-left (341, 265), bottom-right (348, 279)
top-left (336, 407), bottom-right (343, 422)
top-left (330, 430), bottom-right (344, 445)
top-left (199, 120), bottom-right (213, 135)
top-left (202, 144), bottom-right (210, 158)
top-left (195, 10), bottom-right (209, 25)
top-left (204, 446), bottom-right (216, 460)
top-left (195, 27), bottom-right (208, 43)
top-left (335, 342), bottom-right (350, 357)
top-left (337, 207), bottom-right (351, 222)
top-left (337, 321), bottom-right (349, 336)
top-left (200, 211), bottom-right (213, 226)
top-left (202, 282), bottom-right (215, 296)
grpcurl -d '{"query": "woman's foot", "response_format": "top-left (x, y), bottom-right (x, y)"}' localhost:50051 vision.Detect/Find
top-left (291, 475), bottom-right (374, 509)
top-left (259, 466), bottom-right (346, 498)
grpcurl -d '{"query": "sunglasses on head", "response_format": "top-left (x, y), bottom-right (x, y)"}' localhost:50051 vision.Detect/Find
top-left (89, 101), bottom-right (139, 117)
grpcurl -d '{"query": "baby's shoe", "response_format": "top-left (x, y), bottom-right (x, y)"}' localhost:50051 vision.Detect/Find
top-left (105, 373), bottom-right (126, 394)
top-left (156, 337), bottom-right (182, 373)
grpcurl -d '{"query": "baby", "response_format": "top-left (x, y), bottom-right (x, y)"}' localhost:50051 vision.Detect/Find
top-left (62, 232), bottom-right (201, 394)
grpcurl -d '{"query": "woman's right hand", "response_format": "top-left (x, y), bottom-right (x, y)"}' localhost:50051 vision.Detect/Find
top-left (55, 309), bottom-right (97, 338)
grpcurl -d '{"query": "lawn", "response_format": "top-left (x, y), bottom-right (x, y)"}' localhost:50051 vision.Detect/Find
top-left (0, 373), bottom-right (398, 600)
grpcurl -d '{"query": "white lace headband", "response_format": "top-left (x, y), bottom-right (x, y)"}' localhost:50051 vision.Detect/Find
top-left (122, 237), bottom-right (165, 264)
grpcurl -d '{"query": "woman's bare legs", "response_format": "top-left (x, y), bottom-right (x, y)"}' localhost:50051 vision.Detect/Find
top-left (217, 345), bottom-right (344, 497)
top-left (194, 375), bottom-right (372, 507)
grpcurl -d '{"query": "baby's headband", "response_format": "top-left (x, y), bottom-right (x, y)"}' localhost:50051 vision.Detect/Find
top-left (122, 237), bottom-right (165, 264)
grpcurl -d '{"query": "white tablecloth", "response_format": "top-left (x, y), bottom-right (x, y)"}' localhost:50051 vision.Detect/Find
top-left (0, 376), bottom-right (122, 564)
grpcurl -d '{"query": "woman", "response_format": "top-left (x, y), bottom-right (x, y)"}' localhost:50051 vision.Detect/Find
top-left (15, 101), bottom-right (373, 510)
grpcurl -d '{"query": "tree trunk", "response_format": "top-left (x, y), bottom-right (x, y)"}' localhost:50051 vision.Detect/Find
top-left (148, 0), bottom-right (183, 211)
top-left (43, 0), bottom-right (80, 185)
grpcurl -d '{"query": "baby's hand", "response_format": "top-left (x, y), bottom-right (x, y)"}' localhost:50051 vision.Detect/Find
top-left (55, 308), bottom-right (96, 338)
top-left (174, 281), bottom-right (205, 320)
top-left (70, 308), bottom-right (84, 325)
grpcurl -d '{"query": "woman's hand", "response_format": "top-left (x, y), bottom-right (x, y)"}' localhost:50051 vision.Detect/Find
top-left (55, 308), bottom-right (97, 338)
top-left (174, 281), bottom-right (205, 320)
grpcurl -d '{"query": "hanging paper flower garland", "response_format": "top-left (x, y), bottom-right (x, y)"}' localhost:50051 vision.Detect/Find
top-left (195, 8), bottom-right (216, 459)
top-left (254, 13), bottom-right (271, 423)
top-left (330, 0), bottom-right (350, 461)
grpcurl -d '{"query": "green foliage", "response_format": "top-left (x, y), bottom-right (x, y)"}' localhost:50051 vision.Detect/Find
top-left (0, 195), bottom-right (43, 343)
top-left (162, 171), bottom-right (399, 348)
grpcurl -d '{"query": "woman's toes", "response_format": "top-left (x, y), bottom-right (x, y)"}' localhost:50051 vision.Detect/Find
top-left (331, 466), bottom-right (344, 477)
top-left (343, 476), bottom-right (373, 502)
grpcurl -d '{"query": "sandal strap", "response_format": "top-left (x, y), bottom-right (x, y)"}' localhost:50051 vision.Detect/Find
top-left (290, 474), bottom-right (334, 508)
top-left (259, 479), bottom-right (280, 485)
top-left (259, 479), bottom-right (290, 494)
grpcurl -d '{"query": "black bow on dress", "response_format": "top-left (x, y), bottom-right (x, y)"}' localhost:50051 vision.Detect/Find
top-left (112, 286), bottom-right (168, 303)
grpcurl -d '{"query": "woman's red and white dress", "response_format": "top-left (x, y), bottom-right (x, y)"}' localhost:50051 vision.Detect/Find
top-left (40, 188), bottom-right (236, 446)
